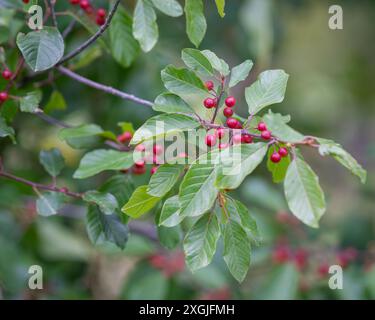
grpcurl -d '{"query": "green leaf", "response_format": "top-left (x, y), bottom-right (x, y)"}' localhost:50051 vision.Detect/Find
top-left (86, 205), bottom-right (128, 249)
top-left (182, 48), bottom-right (214, 77)
top-left (158, 225), bottom-right (181, 249)
top-left (201, 50), bottom-right (230, 76)
top-left (161, 65), bottom-right (207, 96)
top-left (245, 70), bottom-right (289, 115)
top-left (109, 6), bottom-right (140, 68)
top-left (83, 191), bottom-right (118, 216)
top-left (59, 124), bottom-right (103, 140)
top-left (133, 0), bottom-right (158, 52)
top-left (153, 93), bottom-right (194, 114)
top-left (150, 0), bottom-right (183, 17)
top-left (317, 138), bottom-right (367, 184)
top-left (16, 27), bottom-right (64, 72)
top-left (131, 113), bottom-right (199, 144)
top-left (216, 143), bottom-right (268, 189)
top-left (184, 0), bottom-right (206, 47)
top-left (0, 46), bottom-right (5, 63)
top-left (229, 60), bottom-right (253, 88)
top-left (19, 90), bottom-right (42, 113)
top-left (179, 163), bottom-right (218, 218)
top-left (117, 122), bottom-right (135, 134)
top-left (74, 149), bottom-right (136, 179)
top-left (159, 195), bottom-right (183, 227)
top-left (263, 110), bottom-right (305, 142)
top-left (39, 148), bottom-right (65, 177)
top-left (215, 0), bottom-right (225, 17)
top-left (44, 90), bottom-right (66, 114)
top-left (0, 116), bottom-right (15, 143)
top-left (0, 0), bottom-right (21, 9)
top-left (36, 192), bottom-right (65, 217)
top-left (284, 158), bottom-right (326, 228)
top-left (183, 212), bottom-right (220, 271)
top-left (267, 146), bottom-right (291, 183)
top-left (69, 44), bottom-right (102, 70)
top-left (147, 164), bottom-right (184, 197)
top-left (122, 185), bottom-right (160, 218)
top-left (223, 219), bottom-right (251, 282)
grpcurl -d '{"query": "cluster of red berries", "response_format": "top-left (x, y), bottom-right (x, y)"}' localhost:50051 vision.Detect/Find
top-left (69, 0), bottom-right (107, 26)
top-left (0, 68), bottom-right (13, 102)
top-left (272, 245), bottom-right (308, 270)
top-left (149, 251), bottom-right (185, 278)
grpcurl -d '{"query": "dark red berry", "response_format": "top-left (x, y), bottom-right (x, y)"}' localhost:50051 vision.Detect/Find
top-left (204, 80), bottom-right (214, 91)
top-left (233, 134), bottom-right (242, 144)
top-left (205, 134), bottom-right (217, 147)
top-left (270, 152), bottom-right (281, 163)
top-left (294, 249), bottom-right (308, 270)
top-left (226, 118), bottom-right (239, 129)
top-left (203, 98), bottom-right (216, 109)
top-left (132, 165), bottom-right (146, 175)
top-left (96, 16), bottom-right (106, 26)
top-left (0, 92), bottom-right (9, 102)
top-left (241, 134), bottom-right (253, 144)
top-left (117, 131), bottom-right (132, 143)
top-left (225, 96), bottom-right (236, 107)
top-left (278, 147), bottom-right (288, 157)
top-left (70, 0), bottom-right (80, 4)
top-left (257, 122), bottom-right (267, 131)
top-left (80, 0), bottom-right (90, 10)
top-left (2, 69), bottom-right (12, 80)
top-left (235, 122), bottom-right (243, 129)
top-left (223, 107), bottom-right (233, 117)
top-left (97, 8), bottom-right (106, 17)
top-left (272, 246), bottom-right (291, 264)
top-left (22, 0), bottom-right (30, 3)
top-left (151, 166), bottom-right (158, 175)
top-left (215, 128), bottom-right (225, 139)
top-left (135, 159), bottom-right (145, 168)
top-left (317, 263), bottom-right (329, 277)
top-left (153, 144), bottom-right (163, 155)
top-left (261, 130), bottom-right (271, 140)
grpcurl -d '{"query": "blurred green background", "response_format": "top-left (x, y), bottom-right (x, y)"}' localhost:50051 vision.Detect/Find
top-left (0, 0), bottom-right (374, 299)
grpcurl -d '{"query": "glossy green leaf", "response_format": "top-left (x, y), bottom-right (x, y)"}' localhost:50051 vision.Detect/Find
top-left (122, 185), bottom-right (161, 218)
top-left (267, 146), bottom-right (291, 183)
top-left (0, 116), bottom-right (15, 143)
top-left (182, 48), bottom-right (214, 77)
top-left (184, 0), bottom-right (206, 47)
top-left (133, 0), bottom-right (158, 52)
top-left (223, 219), bottom-right (251, 282)
top-left (16, 27), bottom-right (64, 72)
top-left (83, 191), bottom-right (118, 216)
top-left (109, 6), bottom-right (140, 68)
top-left (131, 113), bottom-right (199, 144)
top-left (59, 124), bottom-right (103, 140)
top-left (284, 158), bottom-right (326, 228)
top-left (201, 49), bottom-right (230, 76)
top-left (147, 164), bottom-right (184, 197)
top-left (245, 70), bottom-right (289, 115)
top-left (36, 192), bottom-right (65, 217)
top-left (179, 163), bottom-right (218, 217)
top-left (39, 148), bottom-right (65, 177)
top-left (215, 0), bottom-right (225, 17)
top-left (317, 138), bottom-right (367, 184)
top-left (150, 0), bottom-right (183, 17)
top-left (44, 91), bottom-right (66, 114)
top-left (183, 212), bottom-right (220, 271)
top-left (158, 225), bottom-right (181, 249)
top-left (229, 59), bottom-right (253, 88)
top-left (19, 91), bottom-right (41, 113)
top-left (159, 195), bottom-right (183, 227)
top-left (153, 93), bottom-right (194, 114)
top-left (74, 149), bottom-right (136, 179)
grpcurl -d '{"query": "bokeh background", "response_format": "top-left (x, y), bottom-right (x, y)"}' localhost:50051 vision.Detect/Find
top-left (0, 0), bottom-right (374, 299)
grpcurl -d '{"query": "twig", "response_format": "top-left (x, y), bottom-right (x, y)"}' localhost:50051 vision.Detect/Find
top-left (62, 19), bottom-right (76, 38)
top-left (57, 66), bottom-right (153, 107)
top-left (57, 0), bottom-right (121, 65)
top-left (47, 0), bottom-right (58, 27)
top-left (211, 76), bottom-right (226, 124)
top-left (35, 111), bottom-right (72, 128)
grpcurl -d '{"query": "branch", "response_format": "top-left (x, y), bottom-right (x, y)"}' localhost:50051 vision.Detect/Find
top-left (47, 0), bottom-right (58, 27)
top-left (57, 0), bottom-right (121, 65)
top-left (57, 66), bottom-right (153, 107)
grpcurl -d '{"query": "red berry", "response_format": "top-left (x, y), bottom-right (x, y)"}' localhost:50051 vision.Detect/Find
top-left (203, 98), bottom-right (216, 109)
top-left (278, 147), bottom-right (288, 157)
top-left (97, 8), bottom-right (106, 17)
top-left (70, 0), bottom-right (80, 4)
top-left (96, 16), bottom-right (106, 26)
top-left (270, 152), bottom-right (281, 163)
top-left (153, 144), bottom-right (163, 155)
top-left (135, 159), bottom-right (145, 168)
top-left (2, 69), bottom-right (12, 80)
top-left (205, 134), bottom-right (217, 147)
top-left (241, 134), bottom-right (253, 144)
top-left (317, 263), bottom-right (330, 277)
top-left (257, 122), bottom-right (267, 131)
top-left (151, 166), bottom-right (158, 175)
top-left (225, 96), bottom-right (236, 107)
top-left (80, 0), bottom-right (90, 10)
top-left (223, 107), bottom-right (233, 118)
top-left (0, 92), bottom-right (9, 102)
top-left (219, 143), bottom-right (228, 150)
top-left (215, 128), bottom-right (225, 139)
top-left (226, 118), bottom-right (239, 129)
top-left (204, 80), bottom-right (214, 91)
top-left (272, 246), bottom-right (291, 264)
top-left (261, 130), bottom-right (271, 140)
top-left (233, 134), bottom-right (242, 145)
top-left (235, 122), bottom-right (243, 129)
top-left (23, 0), bottom-right (30, 3)
top-left (294, 249), bottom-right (308, 270)
top-left (135, 144), bottom-right (145, 152)
top-left (117, 131), bottom-right (132, 143)
top-left (132, 165), bottom-right (146, 175)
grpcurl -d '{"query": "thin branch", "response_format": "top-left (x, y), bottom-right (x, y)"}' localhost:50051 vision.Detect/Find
top-left (35, 111), bottom-right (72, 128)
top-left (47, 0), bottom-right (58, 27)
top-left (57, 66), bottom-right (153, 107)
top-left (62, 19), bottom-right (76, 38)
top-left (57, 0), bottom-right (121, 65)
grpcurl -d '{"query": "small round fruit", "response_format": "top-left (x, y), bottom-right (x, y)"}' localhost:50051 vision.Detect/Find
top-left (153, 144), bottom-right (163, 155)
top-left (70, 0), bottom-right (80, 4)
top-left (23, 0), bottom-right (30, 3)
top-left (97, 8), bottom-right (106, 17)
top-left (135, 159), bottom-right (146, 168)
top-left (203, 98), bottom-right (216, 109)
top-left (233, 134), bottom-right (242, 144)
top-left (2, 69), bottom-right (12, 80)
top-left (0, 92), bottom-right (9, 102)
top-left (235, 122), bottom-right (243, 129)
top-left (257, 122), bottom-right (267, 131)
top-left (278, 147), bottom-right (288, 157)
top-left (96, 16), bottom-right (105, 26)
top-left (261, 130), bottom-right (271, 140)
top-left (270, 152), bottom-right (281, 163)
top-left (117, 131), bottom-right (132, 143)
top-left (80, 0), bottom-right (90, 10)
top-left (226, 118), bottom-right (239, 129)
top-left (215, 128), bottom-right (225, 139)
top-left (204, 80), bottom-right (214, 91)
top-left (135, 144), bottom-right (146, 152)
top-left (225, 96), bottom-right (236, 107)
top-left (241, 134), bottom-right (253, 144)
top-left (132, 165), bottom-right (146, 175)
top-left (223, 107), bottom-right (233, 118)
top-left (151, 166), bottom-right (158, 175)
top-left (205, 134), bottom-right (217, 147)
